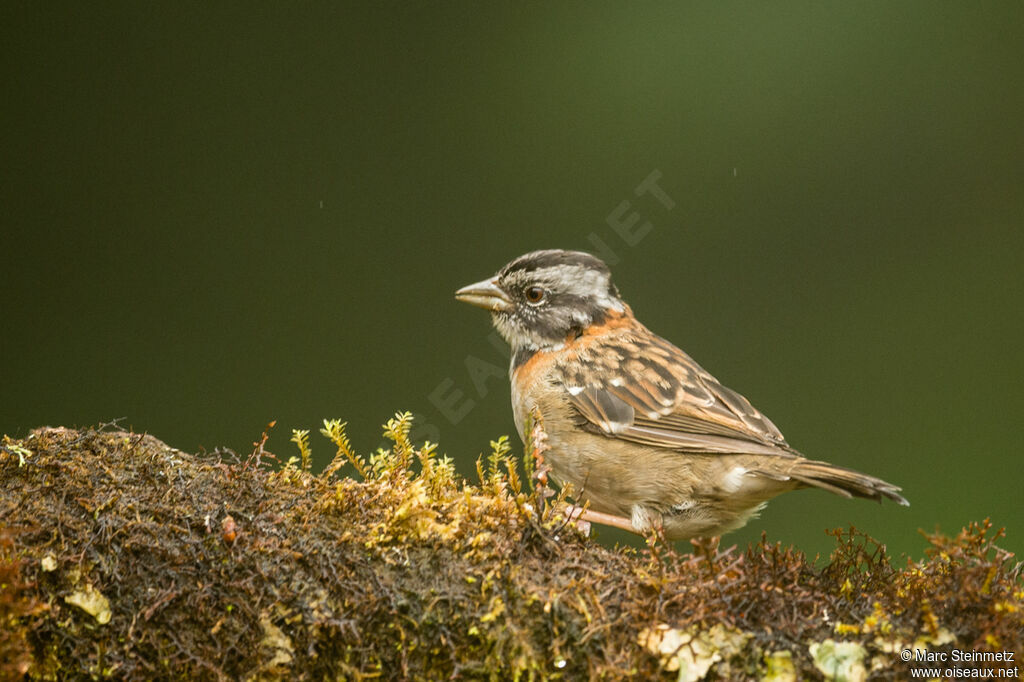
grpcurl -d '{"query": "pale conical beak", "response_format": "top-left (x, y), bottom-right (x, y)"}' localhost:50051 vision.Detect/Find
top-left (455, 278), bottom-right (514, 312)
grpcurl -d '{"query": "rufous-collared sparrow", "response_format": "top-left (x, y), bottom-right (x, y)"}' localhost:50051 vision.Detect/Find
top-left (456, 249), bottom-right (907, 540)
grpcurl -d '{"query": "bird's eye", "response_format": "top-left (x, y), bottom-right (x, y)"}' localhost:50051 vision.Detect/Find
top-left (525, 286), bottom-right (546, 305)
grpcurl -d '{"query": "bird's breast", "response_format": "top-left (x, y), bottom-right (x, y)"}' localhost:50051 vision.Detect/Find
top-left (510, 347), bottom-right (563, 440)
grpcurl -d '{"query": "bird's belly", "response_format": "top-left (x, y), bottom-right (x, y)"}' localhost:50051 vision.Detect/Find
top-left (520, 416), bottom-right (791, 540)
top-left (541, 424), bottom-right (694, 516)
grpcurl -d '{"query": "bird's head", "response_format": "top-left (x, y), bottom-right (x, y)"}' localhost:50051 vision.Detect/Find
top-left (455, 249), bottom-right (626, 352)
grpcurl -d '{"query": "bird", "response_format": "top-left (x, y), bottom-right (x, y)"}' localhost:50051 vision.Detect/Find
top-left (455, 249), bottom-right (908, 541)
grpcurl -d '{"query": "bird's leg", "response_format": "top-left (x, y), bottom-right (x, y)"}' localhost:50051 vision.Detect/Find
top-left (560, 504), bottom-right (644, 536)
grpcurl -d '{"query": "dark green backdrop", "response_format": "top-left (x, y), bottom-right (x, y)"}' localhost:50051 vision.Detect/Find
top-left (4, 3), bottom-right (1022, 559)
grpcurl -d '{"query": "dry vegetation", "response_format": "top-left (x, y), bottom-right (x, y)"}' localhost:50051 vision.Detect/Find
top-left (0, 415), bottom-right (1021, 681)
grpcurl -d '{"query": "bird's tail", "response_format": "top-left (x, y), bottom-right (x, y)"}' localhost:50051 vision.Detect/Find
top-left (754, 458), bottom-right (909, 506)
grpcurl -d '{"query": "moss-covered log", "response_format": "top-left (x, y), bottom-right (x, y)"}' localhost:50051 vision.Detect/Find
top-left (1, 420), bottom-right (1021, 681)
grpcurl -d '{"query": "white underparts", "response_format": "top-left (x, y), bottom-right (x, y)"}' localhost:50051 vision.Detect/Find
top-left (630, 504), bottom-right (654, 533)
top-left (722, 466), bottom-right (748, 493)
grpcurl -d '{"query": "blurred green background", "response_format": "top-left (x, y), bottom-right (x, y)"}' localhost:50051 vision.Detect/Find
top-left (3, 3), bottom-right (1022, 560)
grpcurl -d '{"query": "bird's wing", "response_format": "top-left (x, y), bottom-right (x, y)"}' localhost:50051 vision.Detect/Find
top-left (562, 328), bottom-right (795, 457)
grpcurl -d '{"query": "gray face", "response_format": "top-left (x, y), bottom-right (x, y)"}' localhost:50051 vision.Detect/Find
top-left (490, 250), bottom-right (625, 351)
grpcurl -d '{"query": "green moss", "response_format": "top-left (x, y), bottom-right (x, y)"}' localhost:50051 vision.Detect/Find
top-left (0, 417), bottom-right (1020, 680)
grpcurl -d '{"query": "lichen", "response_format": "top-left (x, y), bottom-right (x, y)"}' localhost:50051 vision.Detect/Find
top-left (809, 639), bottom-right (867, 682)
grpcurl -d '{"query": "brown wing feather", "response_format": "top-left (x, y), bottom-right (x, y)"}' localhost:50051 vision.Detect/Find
top-left (560, 324), bottom-right (793, 456)
top-left (553, 321), bottom-right (907, 504)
